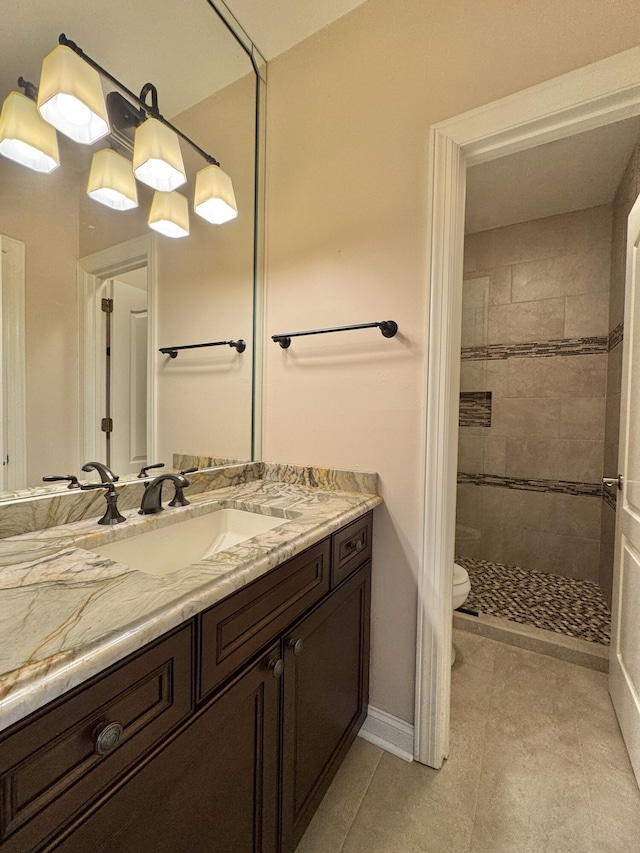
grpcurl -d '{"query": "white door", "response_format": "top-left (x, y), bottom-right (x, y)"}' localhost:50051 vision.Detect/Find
top-left (109, 275), bottom-right (148, 475)
top-left (610, 194), bottom-right (640, 788)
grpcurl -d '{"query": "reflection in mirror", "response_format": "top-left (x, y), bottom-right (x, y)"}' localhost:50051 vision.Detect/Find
top-left (0, 0), bottom-right (264, 495)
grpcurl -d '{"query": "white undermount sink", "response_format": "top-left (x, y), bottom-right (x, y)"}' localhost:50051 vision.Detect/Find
top-left (90, 508), bottom-right (289, 577)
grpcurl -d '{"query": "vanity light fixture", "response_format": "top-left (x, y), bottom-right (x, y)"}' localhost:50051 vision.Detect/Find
top-left (194, 164), bottom-right (238, 224)
top-left (37, 44), bottom-right (109, 144)
top-left (87, 147), bottom-right (138, 210)
top-left (148, 190), bottom-right (189, 238)
top-left (7, 34), bottom-right (238, 233)
top-left (0, 80), bottom-right (59, 173)
top-left (133, 115), bottom-right (186, 192)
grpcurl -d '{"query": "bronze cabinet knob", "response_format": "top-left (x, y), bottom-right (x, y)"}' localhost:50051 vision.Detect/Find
top-left (268, 658), bottom-right (284, 679)
top-left (288, 638), bottom-right (304, 656)
top-left (93, 721), bottom-right (124, 756)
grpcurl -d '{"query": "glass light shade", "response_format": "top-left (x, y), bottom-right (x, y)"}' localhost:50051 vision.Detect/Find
top-left (194, 164), bottom-right (238, 224)
top-left (87, 148), bottom-right (138, 210)
top-left (0, 91), bottom-right (59, 173)
top-left (148, 191), bottom-right (189, 238)
top-left (37, 45), bottom-right (109, 144)
top-left (133, 118), bottom-right (186, 192)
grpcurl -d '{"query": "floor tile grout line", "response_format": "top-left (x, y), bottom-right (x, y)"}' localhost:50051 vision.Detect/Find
top-left (572, 688), bottom-right (598, 850)
top-left (466, 645), bottom-right (499, 851)
top-left (337, 745), bottom-right (384, 853)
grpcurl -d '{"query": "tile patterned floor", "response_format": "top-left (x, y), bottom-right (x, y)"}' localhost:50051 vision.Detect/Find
top-left (456, 557), bottom-right (611, 646)
top-left (295, 632), bottom-right (640, 853)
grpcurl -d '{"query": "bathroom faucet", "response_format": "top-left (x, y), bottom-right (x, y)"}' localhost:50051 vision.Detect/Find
top-left (82, 461), bottom-right (119, 483)
top-left (80, 482), bottom-right (126, 525)
top-left (138, 472), bottom-right (193, 515)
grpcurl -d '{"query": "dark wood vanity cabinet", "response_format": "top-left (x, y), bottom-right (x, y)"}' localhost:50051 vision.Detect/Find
top-left (0, 511), bottom-right (373, 853)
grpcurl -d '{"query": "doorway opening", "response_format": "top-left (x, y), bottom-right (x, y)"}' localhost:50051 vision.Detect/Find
top-left (452, 119), bottom-right (640, 657)
top-left (78, 235), bottom-right (157, 476)
top-left (416, 46), bottom-right (640, 770)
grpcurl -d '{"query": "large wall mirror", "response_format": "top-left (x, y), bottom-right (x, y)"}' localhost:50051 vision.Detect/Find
top-left (0, 0), bottom-right (265, 497)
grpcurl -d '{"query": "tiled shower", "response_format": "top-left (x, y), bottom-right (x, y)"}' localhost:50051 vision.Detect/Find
top-left (455, 145), bottom-right (640, 645)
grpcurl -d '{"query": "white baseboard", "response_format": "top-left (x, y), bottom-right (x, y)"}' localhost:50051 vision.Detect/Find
top-left (358, 705), bottom-right (414, 762)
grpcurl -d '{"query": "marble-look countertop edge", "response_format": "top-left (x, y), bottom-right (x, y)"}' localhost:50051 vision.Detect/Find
top-left (0, 481), bottom-right (382, 734)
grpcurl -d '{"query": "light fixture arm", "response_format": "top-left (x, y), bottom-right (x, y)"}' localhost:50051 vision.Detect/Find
top-left (57, 33), bottom-right (220, 168)
top-left (17, 77), bottom-right (38, 102)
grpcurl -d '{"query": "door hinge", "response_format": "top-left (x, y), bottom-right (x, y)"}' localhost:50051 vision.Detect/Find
top-left (101, 298), bottom-right (113, 313)
top-left (101, 417), bottom-right (113, 433)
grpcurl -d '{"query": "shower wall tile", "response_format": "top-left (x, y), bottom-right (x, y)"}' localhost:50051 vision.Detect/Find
top-left (456, 483), bottom-right (482, 530)
top-left (470, 525), bottom-right (600, 581)
top-left (511, 252), bottom-right (610, 303)
top-left (487, 298), bottom-right (565, 345)
top-left (461, 276), bottom-right (490, 348)
top-left (491, 397), bottom-right (562, 439)
top-left (460, 361), bottom-right (487, 392)
top-left (564, 291), bottom-right (610, 338)
top-left (464, 218), bottom-right (568, 273)
top-left (505, 437), bottom-right (603, 483)
top-left (606, 340), bottom-right (623, 395)
top-left (458, 432), bottom-right (485, 474)
top-left (481, 487), bottom-right (601, 540)
top-left (482, 435), bottom-right (507, 475)
top-left (559, 398), bottom-right (606, 441)
top-left (507, 353), bottom-right (607, 399)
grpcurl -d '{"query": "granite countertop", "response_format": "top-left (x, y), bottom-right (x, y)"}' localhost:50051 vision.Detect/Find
top-left (0, 469), bottom-right (382, 734)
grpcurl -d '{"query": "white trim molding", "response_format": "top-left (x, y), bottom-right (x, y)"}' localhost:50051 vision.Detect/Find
top-left (359, 705), bottom-right (414, 763)
top-left (416, 45), bottom-right (640, 768)
top-left (0, 235), bottom-right (26, 490)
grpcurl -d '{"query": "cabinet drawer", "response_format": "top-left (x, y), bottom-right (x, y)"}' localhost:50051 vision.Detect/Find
top-left (198, 539), bottom-right (330, 701)
top-left (0, 623), bottom-right (193, 853)
top-left (331, 512), bottom-right (372, 587)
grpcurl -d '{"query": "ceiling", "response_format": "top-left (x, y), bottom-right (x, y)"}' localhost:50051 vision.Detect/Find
top-left (2, 1), bottom-right (368, 120)
top-left (223, 0), bottom-right (369, 60)
top-left (1, 1), bottom-right (253, 119)
top-left (466, 116), bottom-right (640, 233)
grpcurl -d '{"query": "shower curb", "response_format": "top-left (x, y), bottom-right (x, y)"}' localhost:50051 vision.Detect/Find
top-left (453, 611), bottom-right (609, 672)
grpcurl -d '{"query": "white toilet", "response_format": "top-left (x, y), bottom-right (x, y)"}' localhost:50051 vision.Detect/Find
top-left (451, 562), bottom-right (471, 664)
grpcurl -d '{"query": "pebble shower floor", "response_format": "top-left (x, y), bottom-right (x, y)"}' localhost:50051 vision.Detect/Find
top-left (456, 557), bottom-right (611, 646)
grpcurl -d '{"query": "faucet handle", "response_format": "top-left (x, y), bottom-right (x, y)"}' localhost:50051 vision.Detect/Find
top-left (43, 475), bottom-right (80, 490)
top-left (138, 462), bottom-right (165, 479)
top-left (178, 467), bottom-right (198, 477)
top-left (80, 482), bottom-right (126, 525)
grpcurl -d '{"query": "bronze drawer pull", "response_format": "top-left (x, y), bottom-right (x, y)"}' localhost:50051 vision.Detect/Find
top-left (348, 539), bottom-right (364, 553)
top-left (268, 658), bottom-right (284, 679)
top-left (288, 638), bottom-right (304, 656)
top-left (93, 721), bottom-right (124, 756)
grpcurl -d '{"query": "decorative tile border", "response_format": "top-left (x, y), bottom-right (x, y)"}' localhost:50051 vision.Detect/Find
top-left (459, 391), bottom-right (492, 427)
top-left (461, 335), bottom-right (608, 362)
top-left (602, 487), bottom-right (617, 512)
top-left (608, 321), bottom-right (623, 351)
top-left (458, 472), bottom-right (602, 497)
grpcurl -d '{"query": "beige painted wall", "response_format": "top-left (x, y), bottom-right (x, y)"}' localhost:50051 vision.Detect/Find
top-left (263, 0), bottom-right (640, 723)
top-left (0, 156), bottom-right (80, 485)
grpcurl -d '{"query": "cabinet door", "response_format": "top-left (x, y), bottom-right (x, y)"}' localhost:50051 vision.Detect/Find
top-left (53, 643), bottom-right (282, 853)
top-left (280, 563), bottom-right (371, 853)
